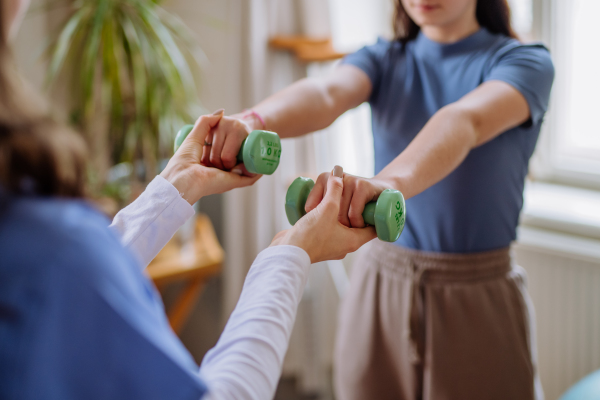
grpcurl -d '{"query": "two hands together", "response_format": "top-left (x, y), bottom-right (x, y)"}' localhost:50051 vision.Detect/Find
top-left (160, 111), bottom-right (392, 263)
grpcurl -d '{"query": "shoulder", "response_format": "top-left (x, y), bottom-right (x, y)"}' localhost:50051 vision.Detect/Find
top-left (0, 197), bottom-right (132, 280)
top-left (344, 37), bottom-right (404, 65)
top-left (487, 36), bottom-right (554, 76)
top-left (342, 37), bottom-right (406, 89)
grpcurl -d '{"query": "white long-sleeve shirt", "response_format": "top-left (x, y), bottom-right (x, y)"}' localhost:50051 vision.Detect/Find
top-left (109, 176), bottom-right (311, 400)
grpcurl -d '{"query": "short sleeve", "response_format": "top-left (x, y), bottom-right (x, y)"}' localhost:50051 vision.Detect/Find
top-left (341, 38), bottom-right (391, 101)
top-left (484, 44), bottom-right (555, 126)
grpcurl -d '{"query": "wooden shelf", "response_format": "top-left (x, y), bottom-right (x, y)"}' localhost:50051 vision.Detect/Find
top-left (269, 35), bottom-right (347, 62)
top-left (147, 214), bottom-right (224, 333)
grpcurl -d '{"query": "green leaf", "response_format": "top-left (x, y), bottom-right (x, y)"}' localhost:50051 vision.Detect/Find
top-left (44, 0), bottom-right (203, 176)
top-left (46, 6), bottom-right (89, 87)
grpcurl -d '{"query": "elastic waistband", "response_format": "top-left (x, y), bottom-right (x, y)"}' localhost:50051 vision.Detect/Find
top-left (367, 240), bottom-right (512, 283)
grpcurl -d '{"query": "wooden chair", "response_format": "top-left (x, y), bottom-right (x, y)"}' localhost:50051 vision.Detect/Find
top-left (147, 214), bottom-right (223, 334)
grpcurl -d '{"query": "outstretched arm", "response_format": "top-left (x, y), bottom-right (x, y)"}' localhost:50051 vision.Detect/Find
top-left (200, 167), bottom-right (376, 400)
top-left (305, 81), bottom-right (531, 228)
top-left (377, 80), bottom-right (530, 200)
top-left (203, 65), bottom-right (371, 170)
top-left (251, 65), bottom-right (371, 138)
top-left (109, 111), bottom-right (260, 268)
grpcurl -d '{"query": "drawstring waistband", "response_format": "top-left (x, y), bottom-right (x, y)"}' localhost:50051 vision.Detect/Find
top-left (366, 241), bottom-right (512, 364)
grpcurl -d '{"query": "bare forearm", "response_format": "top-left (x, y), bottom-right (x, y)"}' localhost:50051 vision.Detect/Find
top-left (377, 105), bottom-right (478, 199)
top-left (376, 82), bottom-right (530, 199)
top-left (240, 66), bottom-right (371, 138)
top-left (243, 77), bottom-right (342, 138)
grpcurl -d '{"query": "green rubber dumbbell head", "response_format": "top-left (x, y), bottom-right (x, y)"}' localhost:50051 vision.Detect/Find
top-left (285, 177), bottom-right (315, 225)
top-left (361, 189), bottom-right (406, 242)
top-left (174, 124), bottom-right (194, 153)
top-left (174, 125), bottom-right (282, 175)
top-left (285, 177), bottom-right (406, 242)
top-left (237, 130), bottom-right (281, 175)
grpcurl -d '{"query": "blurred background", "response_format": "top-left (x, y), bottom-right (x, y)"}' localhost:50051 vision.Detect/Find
top-left (15, 0), bottom-right (600, 399)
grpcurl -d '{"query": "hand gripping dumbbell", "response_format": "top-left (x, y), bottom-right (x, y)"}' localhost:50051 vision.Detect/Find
top-left (285, 177), bottom-right (406, 242)
top-left (174, 125), bottom-right (282, 175)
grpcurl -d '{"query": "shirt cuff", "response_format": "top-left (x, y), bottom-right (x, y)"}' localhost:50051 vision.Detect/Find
top-left (109, 175), bottom-right (195, 268)
top-left (252, 245), bottom-right (311, 270)
top-left (146, 175), bottom-right (195, 222)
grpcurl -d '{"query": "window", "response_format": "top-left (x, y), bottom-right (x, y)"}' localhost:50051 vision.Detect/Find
top-left (530, 0), bottom-right (600, 187)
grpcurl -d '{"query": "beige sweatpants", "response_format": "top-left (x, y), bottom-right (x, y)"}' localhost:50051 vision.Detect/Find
top-left (334, 240), bottom-right (543, 400)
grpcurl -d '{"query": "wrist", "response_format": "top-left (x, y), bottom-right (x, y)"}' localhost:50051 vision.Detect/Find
top-left (271, 229), bottom-right (315, 262)
top-left (374, 174), bottom-right (408, 196)
top-left (240, 109), bottom-right (267, 131)
top-left (160, 166), bottom-right (203, 205)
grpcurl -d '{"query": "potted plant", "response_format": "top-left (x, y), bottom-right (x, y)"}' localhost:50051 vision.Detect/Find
top-left (46, 0), bottom-right (204, 201)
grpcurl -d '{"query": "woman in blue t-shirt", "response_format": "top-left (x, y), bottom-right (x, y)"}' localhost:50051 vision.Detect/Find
top-left (208, 0), bottom-right (554, 399)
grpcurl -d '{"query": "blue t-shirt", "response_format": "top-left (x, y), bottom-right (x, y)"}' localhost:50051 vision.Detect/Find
top-left (0, 197), bottom-right (207, 399)
top-left (343, 28), bottom-right (555, 253)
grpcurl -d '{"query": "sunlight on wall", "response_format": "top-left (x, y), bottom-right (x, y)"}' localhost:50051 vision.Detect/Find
top-left (329, 0), bottom-right (393, 52)
top-left (508, 0), bottom-right (533, 37)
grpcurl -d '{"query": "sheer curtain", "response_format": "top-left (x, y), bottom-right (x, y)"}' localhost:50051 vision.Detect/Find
top-left (222, 0), bottom-right (392, 394)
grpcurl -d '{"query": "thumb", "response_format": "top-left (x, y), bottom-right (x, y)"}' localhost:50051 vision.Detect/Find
top-left (323, 165), bottom-right (344, 209)
top-left (187, 109), bottom-right (225, 143)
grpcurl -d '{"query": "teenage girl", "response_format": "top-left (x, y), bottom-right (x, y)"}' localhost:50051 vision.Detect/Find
top-left (206, 1), bottom-right (554, 399)
top-left (0, 0), bottom-right (376, 398)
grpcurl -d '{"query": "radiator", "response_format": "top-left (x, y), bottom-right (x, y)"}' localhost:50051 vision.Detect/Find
top-left (514, 226), bottom-right (600, 400)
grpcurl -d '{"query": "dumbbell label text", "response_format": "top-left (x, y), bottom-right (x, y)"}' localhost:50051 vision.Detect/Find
top-left (261, 140), bottom-right (282, 164)
top-left (395, 201), bottom-right (404, 229)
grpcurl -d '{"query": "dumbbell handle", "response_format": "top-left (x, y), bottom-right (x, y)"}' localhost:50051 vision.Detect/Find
top-left (362, 202), bottom-right (377, 226)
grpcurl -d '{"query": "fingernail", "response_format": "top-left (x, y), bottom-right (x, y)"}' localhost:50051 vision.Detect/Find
top-left (332, 165), bottom-right (343, 178)
top-left (212, 109), bottom-right (225, 115)
top-left (232, 168), bottom-right (242, 175)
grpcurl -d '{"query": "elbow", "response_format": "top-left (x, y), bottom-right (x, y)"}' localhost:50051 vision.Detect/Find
top-left (442, 104), bottom-right (482, 149)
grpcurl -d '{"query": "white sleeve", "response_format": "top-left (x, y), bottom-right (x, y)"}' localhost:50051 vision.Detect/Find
top-left (199, 245), bottom-right (311, 400)
top-left (108, 175), bottom-right (195, 269)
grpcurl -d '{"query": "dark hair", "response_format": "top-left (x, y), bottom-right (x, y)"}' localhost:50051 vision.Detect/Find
top-left (0, 4), bottom-right (87, 199)
top-left (393, 0), bottom-right (517, 43)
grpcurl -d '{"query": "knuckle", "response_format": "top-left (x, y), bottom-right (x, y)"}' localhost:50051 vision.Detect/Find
top-left (198, 115), bottom-right (208, 124)
top-left (349, 215), bottom-right (363, 228)
top-left (324, 201), bottom-right (337, 213)
top-left (222, 152), bottom-right (235, 164)
top-left (209, 153), bottom-right (220, 165)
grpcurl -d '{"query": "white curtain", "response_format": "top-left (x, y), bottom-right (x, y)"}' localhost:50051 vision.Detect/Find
top-left (221, 0), bottom-right (392, 394)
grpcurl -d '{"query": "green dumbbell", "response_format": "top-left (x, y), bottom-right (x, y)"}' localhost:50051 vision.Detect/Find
top-left (285, 177), bottom-right (406, 242)
top-left (174, 125), bottom-right (282, 175)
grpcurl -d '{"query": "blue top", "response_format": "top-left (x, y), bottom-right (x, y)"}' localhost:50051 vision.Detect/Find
top-left (343, 28), bottom-right (555, 253)
top-left (0, 197), bottom-right (207, 399)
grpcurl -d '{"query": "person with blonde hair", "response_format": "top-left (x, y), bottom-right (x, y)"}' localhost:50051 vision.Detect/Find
top-left (0, 1), bottom-right (376, 399)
